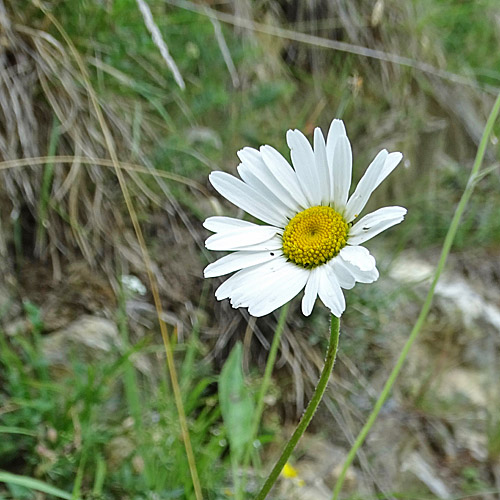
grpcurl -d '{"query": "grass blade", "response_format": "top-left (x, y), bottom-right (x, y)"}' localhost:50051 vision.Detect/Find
top-left (0, 471), bottom-right (76, 500)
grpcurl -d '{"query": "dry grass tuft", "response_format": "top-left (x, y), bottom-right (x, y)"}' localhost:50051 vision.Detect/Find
top-left (0, 2), bottom-right (201, 289)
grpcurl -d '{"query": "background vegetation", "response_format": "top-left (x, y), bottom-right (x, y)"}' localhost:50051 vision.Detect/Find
top-left (1, 0), bottom-right (500, 498)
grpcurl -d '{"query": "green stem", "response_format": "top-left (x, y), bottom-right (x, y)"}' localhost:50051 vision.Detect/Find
top-left (255, 315), bottom-right (341, 500)
top-left (332, 91), bottom-right (500, 500)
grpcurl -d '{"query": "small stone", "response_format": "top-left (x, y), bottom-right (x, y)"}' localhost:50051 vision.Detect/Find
top-left (47, 427), bottom-right (58, 443)
top-left (42, 315), bottom-right (122, 375)
top-left (436, 368), bottom-right (487, 408)
top-left (4, 318), bottom-right (31, 336)
top-left (132, 454), bottom-right (145, 474)
top-left (0, 277), bottom-right (21, 323)
top-left (105, 436), bottom-right (136, 469)
top-left (330, 463), bottom-right (357, 491)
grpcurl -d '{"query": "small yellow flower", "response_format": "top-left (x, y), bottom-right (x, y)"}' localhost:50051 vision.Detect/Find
top-left (281, 462), bottom-right (306, 487)
top-left (282, 462), bottom-right (299, 479)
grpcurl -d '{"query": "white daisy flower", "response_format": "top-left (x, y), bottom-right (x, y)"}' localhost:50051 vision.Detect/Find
top-left (203, 119), bottom-right (406, 318)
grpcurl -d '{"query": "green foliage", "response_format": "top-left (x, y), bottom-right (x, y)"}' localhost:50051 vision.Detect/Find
top-left (460, 466), bottom-right (490, 495)
top-left (22, 301), bottom-right (44, 335)
top-left (421, 0), bottom-right (500, 86)
top-left (219, 342), bottom-right (255, 498)
top-left (0, 316), bottom-right (228, 499)
top-left (405, 160), bottom-right (500, 250)
top-left (219, 342), bottom-right (255, 462)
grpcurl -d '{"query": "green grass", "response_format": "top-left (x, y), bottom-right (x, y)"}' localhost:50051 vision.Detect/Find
top-left (420, 0), bottom-right (500, 86)
top-left (0, 304), bottom-right (228, 499)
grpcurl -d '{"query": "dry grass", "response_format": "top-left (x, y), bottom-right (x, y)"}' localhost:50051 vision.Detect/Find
top-left (0, 1), bottom-right (204, 290)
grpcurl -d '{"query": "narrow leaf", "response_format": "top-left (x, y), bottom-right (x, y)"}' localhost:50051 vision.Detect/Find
top-left (0, 471), bottom-right (76, 500)
top-left (218, 342), bottom-right (255, 462)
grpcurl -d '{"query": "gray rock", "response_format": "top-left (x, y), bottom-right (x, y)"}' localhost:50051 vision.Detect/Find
top-left (389, 252), bottom-right (500, 368)
top-left (42, 315), bottom-right (122, 372)
top-left (435, 368), bottom-right (487, 408)
top-left (401, 452), bottom-right (452, 499)
top-left (4, 318), bottom-right (31, 336)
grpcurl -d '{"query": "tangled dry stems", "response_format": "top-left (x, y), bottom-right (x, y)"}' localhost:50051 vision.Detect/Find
top-left (0, 3), bottom-right (201, 284)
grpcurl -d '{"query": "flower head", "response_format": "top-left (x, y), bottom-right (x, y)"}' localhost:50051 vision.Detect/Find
top-left (203, 119), bottom-right (406, 317)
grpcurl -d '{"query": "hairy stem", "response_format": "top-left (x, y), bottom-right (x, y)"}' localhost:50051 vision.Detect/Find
top-left (255, 315), bottom-right (341, 500)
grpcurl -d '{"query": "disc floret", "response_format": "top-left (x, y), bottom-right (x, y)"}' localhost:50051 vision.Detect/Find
top-left (282, 206), bottom-right (349, 269)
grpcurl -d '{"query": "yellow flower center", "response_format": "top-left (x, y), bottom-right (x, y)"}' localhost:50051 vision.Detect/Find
top-left (282, 206), bottom-right (348, 268)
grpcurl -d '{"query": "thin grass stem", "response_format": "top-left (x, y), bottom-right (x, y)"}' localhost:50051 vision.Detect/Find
top-left (0, 156), bottom-right (209, 196)
top-left (332, 91), bottom-right (500, 500)
top-left (255, 315), bottom-right (341, 500)
top-left (116, 283), bottom-right (157, 485)
top-left (31, 3), bottom-right (203, 498)
top-left (92, 454), bottom-right (106, 496)
top-left (36, 117), bottom-right (59, 254)
top-left (71, 450), bottom-right (86, 500)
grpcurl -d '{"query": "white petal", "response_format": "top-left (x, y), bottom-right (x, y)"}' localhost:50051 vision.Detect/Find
top-left (376, 152), bottom-right (403, 189)
top-left (236, 162), bottom-right (295, 220)
top-left (229, 260), bottom-right (295, 306)
top-left (215, 258), bottom-right (285, 300)
top-left (332, 135), bottom-right (352, 212)
top-left (317, 266), bottom-right (346, 317)
top-left (330, 258), bottom-right (356, 290)
top-left (203, 216), bottom-right (256, 233)
top-left (245, 264), bottom-right (309, 317)
top-left (313, 128), bottom-right (330, 205)
top-left (287, 129), bottom-right (322, 206)
top-left (326, 119), bottom-right (347, 201)
top-left (231, 235), bottom-right (283, 251)
top-left (348, 206), bottom-right (407, 245)
top-left (237, 148), bottom-right (301, 214)
top-left (344, 150), bottom-right (403, 223)
top-left (339, 245), bottom-right (376, 272)
top-left (215, 258), bottom-right (308, 317)
top-left (259, 145), bottom-right (309, 209)
top-left (301, 267), bottom-right (321, 316)
top-left (339, 258), bottom-right (379, 283)
top-left (326, 119), bottom-right (347, 160)
top-left (205, 226), bottom-right (278, 251)
top-left (209, 171), bottom-right (288, 227)
top-left (204, 250), bottom-right (282, 278)
top-left (344, 149), bottom-right (388, 222)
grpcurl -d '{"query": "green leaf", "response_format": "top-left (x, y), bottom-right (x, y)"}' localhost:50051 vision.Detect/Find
top-left (218, 342), bottom-right (255, 462)
top-left (0, 426), bottom-right (37, 437)
top-left (0, 471), bottom-right (76, 500)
